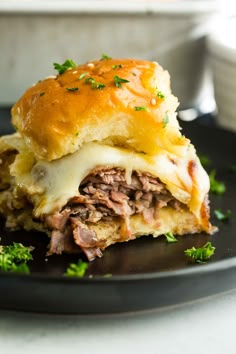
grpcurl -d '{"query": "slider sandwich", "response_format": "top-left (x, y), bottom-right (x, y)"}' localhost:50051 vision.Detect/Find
top-left (0, 57), bottom-right (215, 260)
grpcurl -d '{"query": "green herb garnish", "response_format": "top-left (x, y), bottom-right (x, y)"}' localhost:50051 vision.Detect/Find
top-left (0, 242), bottom-right (34, 273)
top-left (164, 232), bottom-right (178, 243)
top-left (65, 259), bottom-right (88, 277)
top-left (112, 64), bottom-right (123, 69)
top-left (85, 77), bottom-right (106, 89)
top-left (209, 170), bottom-right (226, 195)
top-left (156, 89), bottom-right (165, 99)
top-left (53, 59), bottom-right (77, 75)
top-left (39, 92), bottom-right (45, 97)
top-left (114, 75), bottom-right (129, 88)
top-left (66, 87), bottom-right (79, 92)
top-left (163, 112), bottom-right (169, 128)
top-left (78, 72), bottom-right (88, 80)
top-left (185, 242), bottom-right (215, 263)
top-left (100, 53), bottom-right (112, 60)
top-left (198, 153), bottom-right (211, 168)
top-left (214, 209), bottom-right (232, 222)
top-left (134, 106), bottom-right (148, 111)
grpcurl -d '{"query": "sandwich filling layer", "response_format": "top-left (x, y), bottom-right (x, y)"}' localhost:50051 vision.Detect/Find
top-left (45, 167), bottom-right (186, 260)
top-left (0, 136), bottom-right (212, 261)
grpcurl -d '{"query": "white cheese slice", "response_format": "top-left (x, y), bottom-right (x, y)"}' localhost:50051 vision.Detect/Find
top-left (8, 141), bottom-right (209, 220)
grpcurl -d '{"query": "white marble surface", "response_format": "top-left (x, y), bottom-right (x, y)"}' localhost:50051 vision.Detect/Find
top-left (1, 289), bottom-right (236, 354)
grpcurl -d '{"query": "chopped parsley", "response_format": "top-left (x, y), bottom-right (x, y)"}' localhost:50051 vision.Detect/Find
top-left (112, 64), bottom-right (123, 69)
top-left (198, 153), bottom-right (211, 168)
top-left (185, 242), bottom-right (215, 263)
top-left (85, 77), bottom-right (106, 89)
top-left (53, 59), bottom-right (77, 75)
top-left (163, 112), bottom-right (169, 128)
top-left (0, 242), bottom-right (34, 273)
top-left (100, 53), bottom-right (112, 60)
top-left (156, 89), bottom-right (165, 99)
top-left (39, 92), bottom-right (45, 97)
top-left (65, 259), bottom-right (88, 277)
top-left (78, 72), bottom-right (88, 80)
top-left (209, 169), bottom-right (226, 195)
top-left (214, 209), bottom-right (232, 222)
top-left (164, 232), bottom-right (178, 243)
top-left (66, 87), bottom-right (79, 92)
top-left (134, 106), bottom-right (148, 111)
top-left (114, 75), bottom-right (129, 88)
top-left (184, 242), bottom-right (215, 263)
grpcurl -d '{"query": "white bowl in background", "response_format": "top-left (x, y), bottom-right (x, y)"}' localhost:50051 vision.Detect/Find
top-left (207, 17), bottom-right (236, 132)
top-left (0, 1), bottom-right (221, 108)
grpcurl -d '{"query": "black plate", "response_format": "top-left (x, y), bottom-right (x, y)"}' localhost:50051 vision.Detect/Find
top-left (0, 108), bottom-right (236, 315)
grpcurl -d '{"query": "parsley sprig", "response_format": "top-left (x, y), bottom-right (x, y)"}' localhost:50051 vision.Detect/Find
top-left (100, 53), bottom-right (112, 60)
top-left (156, 89), bottom-right (165, 99)
top-left (134, 106), bottom-right (148, 112)
top-left (185, 242), bottom-right (215, 263)
top-left (65, 259), bottom-right (88, 277)
top-left (85, 77), bottom-right (105, 90)
top-left (214, 209), bottom-right (232, 222)
top-left (112, 64), bottom-right (123, 69)
top-left (0, 243), bottom-right (34, 273)
top-left (209, 170), bottom-right (226, 195)
top-left (114, 75), bottom-right (129, 88)
top-left (78, 72), bottom-right (88, 80)
top-left (66, 87), bottom-right (79, 92)
top-left (53, 59), bottom-right (77, 75)
top-left (164, 232), bottom-right (178, 243)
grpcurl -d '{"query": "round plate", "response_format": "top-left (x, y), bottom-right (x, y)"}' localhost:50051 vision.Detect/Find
top-left (0, 110), bottom-right (236, 314)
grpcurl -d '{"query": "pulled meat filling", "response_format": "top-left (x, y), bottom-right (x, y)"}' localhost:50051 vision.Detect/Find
top-left (46, 168), bottom-right (182, 260)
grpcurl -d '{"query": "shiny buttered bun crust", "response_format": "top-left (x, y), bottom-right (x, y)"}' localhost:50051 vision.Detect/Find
top-left (11, 58), bottom-right (182, 161)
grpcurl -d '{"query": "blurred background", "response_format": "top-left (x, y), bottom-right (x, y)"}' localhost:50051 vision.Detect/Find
top-left (0, 0), bottom-right (235, 118)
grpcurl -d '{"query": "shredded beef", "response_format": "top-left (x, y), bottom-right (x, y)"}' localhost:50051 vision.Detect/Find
top-left (47, 226), bottom-right (79, 255)
top-left (45, 168), bottom-right (182, 260)
top-left (71, 218), bottom-right (98, 248)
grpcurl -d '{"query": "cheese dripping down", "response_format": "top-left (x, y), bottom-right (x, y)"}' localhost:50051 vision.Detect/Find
top-left (9, 141), bottom-right (209, 222)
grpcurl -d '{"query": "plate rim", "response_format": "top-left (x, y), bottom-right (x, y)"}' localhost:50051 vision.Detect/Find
top-left (1, 254), bottom-right (236, 283)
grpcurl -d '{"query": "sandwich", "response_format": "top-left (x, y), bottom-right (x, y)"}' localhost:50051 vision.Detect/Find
top-left (0, 57), bottom-right (215, 260)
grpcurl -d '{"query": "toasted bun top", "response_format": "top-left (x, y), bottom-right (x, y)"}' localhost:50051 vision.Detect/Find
top-left (11, 58), bottom-right (183, 161)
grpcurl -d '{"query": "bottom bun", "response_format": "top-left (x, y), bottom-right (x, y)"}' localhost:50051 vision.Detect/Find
top-left (91, 207), bottom-right (203, 245)
top-left (47, 206), bottom-right (209, 261)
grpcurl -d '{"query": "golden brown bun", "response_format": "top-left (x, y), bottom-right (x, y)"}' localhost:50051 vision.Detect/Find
top-left (11, 58), bottom-right (180, 161)
top-left (89, 205), bottom-right (213, 252)
top-left (47, 204), bottom-right (214, 258)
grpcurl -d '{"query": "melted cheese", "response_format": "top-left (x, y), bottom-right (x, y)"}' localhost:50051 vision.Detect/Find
top-left (8, 141), bottom-right (209, 221)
